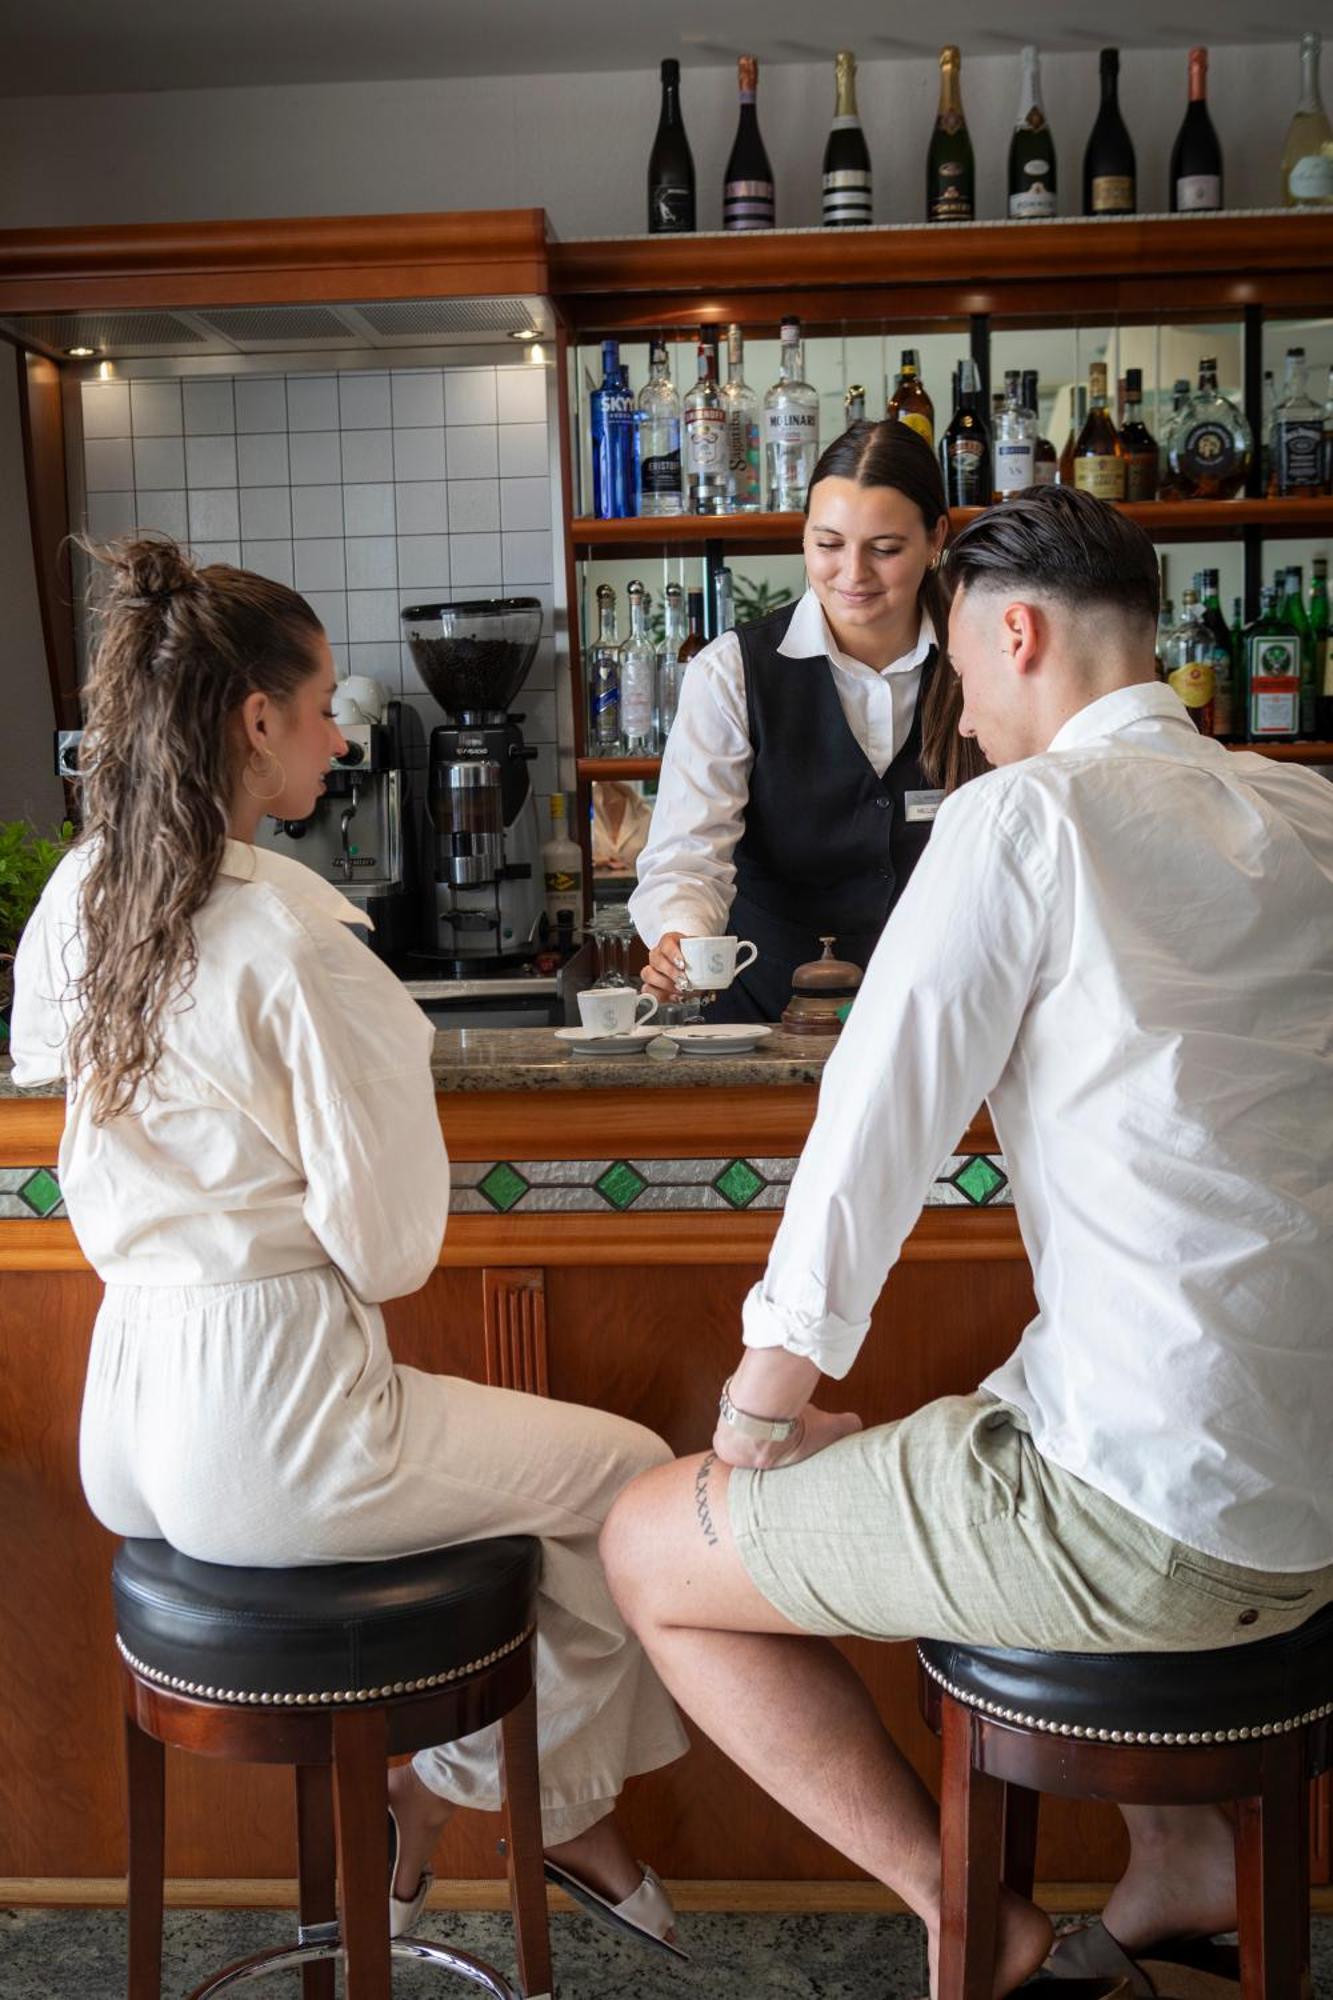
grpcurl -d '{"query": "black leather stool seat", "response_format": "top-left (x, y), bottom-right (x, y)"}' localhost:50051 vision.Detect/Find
top-left (113, 1535), bottom-right (542, 1707)
top-left (918, 1599), bottom-right (1333, 1747)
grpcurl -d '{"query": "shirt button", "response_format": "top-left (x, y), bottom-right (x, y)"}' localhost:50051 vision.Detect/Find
top-left (875, 796), bottom-right (891, 808)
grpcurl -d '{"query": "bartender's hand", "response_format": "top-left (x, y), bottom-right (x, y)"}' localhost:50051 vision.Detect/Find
top-left (642, 930), bottom-right (689, 1004)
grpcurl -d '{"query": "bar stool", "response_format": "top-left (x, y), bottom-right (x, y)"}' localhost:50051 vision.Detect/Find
top-left (917, 1601), bottom-right (1333, 2000)
top-left (113, 1535), bottom-right (552, 2000)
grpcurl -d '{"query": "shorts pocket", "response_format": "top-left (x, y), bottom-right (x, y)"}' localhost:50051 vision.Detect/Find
top-left (1168, 1553), bottom-right (1314, 1613)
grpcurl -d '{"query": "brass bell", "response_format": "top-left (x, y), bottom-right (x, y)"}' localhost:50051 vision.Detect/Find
top-left (780, 936), bottom-right (863, 1037)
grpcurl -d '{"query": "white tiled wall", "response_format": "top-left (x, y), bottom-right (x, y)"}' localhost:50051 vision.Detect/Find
top-left (78, 362), bottom-right (565, 795)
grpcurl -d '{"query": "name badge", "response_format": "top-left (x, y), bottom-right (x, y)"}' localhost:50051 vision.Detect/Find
top-left (904, 789), bottom-right (945, 824)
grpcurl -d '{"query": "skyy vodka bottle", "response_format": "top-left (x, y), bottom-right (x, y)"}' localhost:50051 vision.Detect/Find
top-left (590, 340), bottom-right (637, 519)
top-left (764, 317), bottom-right (819, 511)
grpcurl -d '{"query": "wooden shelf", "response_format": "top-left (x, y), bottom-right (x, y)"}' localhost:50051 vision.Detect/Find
top-left (578, 741), bottom-right (1333, 781)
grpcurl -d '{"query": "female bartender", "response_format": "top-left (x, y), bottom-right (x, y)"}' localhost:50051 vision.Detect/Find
top-left (633, 420), bottom-right (986, 1023)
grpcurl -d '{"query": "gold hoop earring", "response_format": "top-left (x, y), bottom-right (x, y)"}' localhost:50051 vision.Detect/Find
top-left (242, 747), bottom-right (286, 803)
top-left (929, 553), bottom-right (942, 573)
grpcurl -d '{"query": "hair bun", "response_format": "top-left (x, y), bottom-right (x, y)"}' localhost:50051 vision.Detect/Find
top-left (102, 534), bottom-right (202, 611)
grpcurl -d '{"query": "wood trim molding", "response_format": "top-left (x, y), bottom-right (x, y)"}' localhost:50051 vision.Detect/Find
top-left (16, 347), bottom-right (79, 733)
top-left (482, 1268), bottom-right (550, 1394)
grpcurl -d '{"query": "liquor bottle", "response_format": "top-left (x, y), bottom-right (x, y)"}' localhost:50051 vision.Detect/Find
top-left (1170, 47), bottom-right (1223, 212)
top-left (1323, 364), bottom-right (1333, 493)
top-left (683, 328), bottom-right (726, 515)
top-left (1200, 570), bottom-right (1236, 739)
top-left (1008, 46), bottom-right (1057, 218)
top-left (1118, 369), bottom-right (1159, 501)
top-left (1156, 377), bottom-right (1194, 497)
top-left (994, 370), bottom-right (1037, 499)
top-left (1166, 358), bottom-right (1252, 500)
top-left (927, 46), bottom-right (975, 223)
top-left (1278, 565), bottom-right (1317, 735)
top-left (1058, 386), bottom-right (1088, 485)
top-left (721, 324), bottom-right (762, 513)
top-left (1084, 49), bottom-right (1136, 216)
top-left (1024, 370), bottom-right (1058, 483)
top-left (647, 59), bottom-right (696, 234)
top-left (1165, 589), bottom-right (1221, 735)
top-left (888, 349), bottom-right (935, 445)
top-left (590, 340), bottom-right (637, 520)
top-left (1155, 596), bottom-right (1175, 680)
top-left (939, 359), bottom-right (991, 506)
top-left (1241, 587), bottom-right (1301, 742)
top-left (620, 580), bottom-right (658, 755)
top-left (713, 567), bottom-right (736, 637)
top-left (1261, 368), bottom-right (1277, 494)
top-left (1311, 556), bottom-right (1333, 737)
top-left (542, 792), bottom-right (584, 936)
top-left (724, 56), bottom-right (775, 231)
top-left (823, 50), bottom-right (873, 227)
top-left (764, 317), bottom-right (820, 512)
top-left (636, 338), bottom-right (684, 518)
top-left (588, 584), bottom-right (621, 753)
top-left (1073, 362), bottom-right (1125, 500)
top-left (844, 385), bottom-right (866, 426)
top-left (656, 582), bottom-right (686, 743)
top-left (677, 588), bottom-right (709, 664)
top-left (1271, 346), bottom-right (1325, 495)
top-left (1281, 31), bottom-right (1333, 207)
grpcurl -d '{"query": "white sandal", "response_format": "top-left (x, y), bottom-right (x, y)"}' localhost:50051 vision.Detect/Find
top-left (387, 1804), bottom-right (433, 1939)
top-left (543, 1857), bottom-right (690, 1962)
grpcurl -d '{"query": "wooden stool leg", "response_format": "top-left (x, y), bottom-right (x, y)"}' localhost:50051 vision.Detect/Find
top-left (295, 1763), bottom-right (337, 2000)
top-left (124, 1708), bottom-right (166, 2000)
top-left (1236, 1731), bottom-right (1311, 2000)
top-left (937, 1695), bottom-right (1005, 2000)
top-left (332, 1709), bottom-right (392, 2000)
top-left (1000, 1783), bottom-right (1040, 1900)
top-left (499, 1677), bottom-right (554, 2000)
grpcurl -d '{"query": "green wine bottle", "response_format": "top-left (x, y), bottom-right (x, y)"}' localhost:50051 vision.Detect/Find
top-left (928, 46), bottom-right (975, 222)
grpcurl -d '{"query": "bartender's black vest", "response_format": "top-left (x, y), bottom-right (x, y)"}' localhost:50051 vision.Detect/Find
top-left (713, 601), bottom-right (939, 1024)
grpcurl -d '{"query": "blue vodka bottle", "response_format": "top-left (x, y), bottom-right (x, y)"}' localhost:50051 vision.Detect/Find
top-left (591, 340), bottom-right (637, 519)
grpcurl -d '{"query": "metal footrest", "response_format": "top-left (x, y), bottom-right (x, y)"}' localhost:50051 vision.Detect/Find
top-left (187, 1918), bottom-right (520, 1998)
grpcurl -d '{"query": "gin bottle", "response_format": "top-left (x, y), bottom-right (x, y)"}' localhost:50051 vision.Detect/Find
top-left (1271, 346), bottom-right (1325, 495)
top-left (620, 580), bottom-right (658, 755)
top-left (657, 582), bottom-right (686, 743)
top-left (636, 338), bottom-right (684, 518)
top-left (587, 584), bottom-right (622, 754)
top-left (764, 317), bottom-right (820, 512)
top-left (993, 369), bottom-right (1036, 499)
top-left (684, 328), bottom-right (727, 515)
top-left (721, 324), bottom-right (762, 513)
top-left (590, 340), bottom-right (637, 519)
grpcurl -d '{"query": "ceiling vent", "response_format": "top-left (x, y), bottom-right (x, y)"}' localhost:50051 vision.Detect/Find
top-left (2, 311), bottom-right (207, 356)
top-left (350, 297), bottom-right (545, 339)
top-left (195, 304), bottom-right (356, 345)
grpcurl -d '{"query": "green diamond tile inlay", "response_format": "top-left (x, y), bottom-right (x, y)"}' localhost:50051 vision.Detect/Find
top-left (595, 1161), bottom-right (648, 1212)
top-left (19, 1168), bottom-right (62, 1218)
top-left (477, 1162), bottom-right (531, 1214)
top-left (952, 1155), bottom-right (1007, 1206)
top-left (714, 1159), bottom-right (766, 1210)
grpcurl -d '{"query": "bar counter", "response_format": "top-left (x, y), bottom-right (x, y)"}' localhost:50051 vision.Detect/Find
top-left (0, 1032), bottom-right (1151, 1906)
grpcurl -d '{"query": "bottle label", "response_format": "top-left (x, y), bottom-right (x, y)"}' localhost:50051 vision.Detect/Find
top-left (1074, 455), bottom-right (1126, 500)
top-left (764, 408), bottom-right (819, 444)
top-left (823, 168), bottom-right (871, 185)
top-left (1288, 153), bottom-right (1333, 200)
top-left (823, 169), bottom-right (873, 225)
top-left (1177, 420), bottom-right (1241, 483)
top-left (1091, 175), bottom-right (1134, 213)
top-left (545, 868), bottom-right (580, 896)
top-left (946, 435), bottom-right (988, 503)
top-left (640, 449), bottom-right (683, 498)
top-left (650, 186), bottom-right (694, 232)
top-left (724, 180), bottom-right (775, 229)
top-left (1175, 174), bottom-right (1221, 211)
top-left (727, 415), bottom-right (761, 500)
top-left (1247, 638), bottom-right (1301, 736)
top-left (686, 407), bottom-right (727, 473)
top-left (1124, 450), bottom-right (1159, 501)
top-left (994, 440), bottom-right (1036, 494)
top-left (1033, 458), bottom-right (1057, 485)
top-left (1275, 418), bottom-right (1324, 492)
top-left (1009, 185), bottom-right (1056, 218)
top-left (899, 411), bottom-right (933, 445)
top-left (1168, 657), bottom-right (1216, 710)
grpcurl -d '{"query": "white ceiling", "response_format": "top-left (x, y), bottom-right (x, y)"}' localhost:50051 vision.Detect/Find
top-left (0, 0), bottom-right (1319, 97)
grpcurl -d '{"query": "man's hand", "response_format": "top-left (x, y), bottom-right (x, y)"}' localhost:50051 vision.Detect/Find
top-left (642, 930), bottom-right (689, 1005)
top-left (712, 1402), bottom-right (862, 1471)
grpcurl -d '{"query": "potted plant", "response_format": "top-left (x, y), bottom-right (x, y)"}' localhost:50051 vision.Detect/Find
top-left (0, 819), bottom-right (72, 1040)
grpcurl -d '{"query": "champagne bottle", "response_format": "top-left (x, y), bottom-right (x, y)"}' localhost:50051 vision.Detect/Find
top-left (1170, 47), bottom-right (1223, 212)
top-left (647, 59), bottom-right (696, 234)
top-left (823, 50), bottom-right (873, 227)
top-left (1073, 361), bottom-right (1125, 500)
top-left (1008, 46), bottom-right (1057, 219)
top-left (1281, 32), bottom-right (1333, 207)
top-left (724, 56), bottom-right (775, 231)
top-left (927, 47), bottom-right (975, 223)
top-left (1084, 49), bottom-right (1136, 216)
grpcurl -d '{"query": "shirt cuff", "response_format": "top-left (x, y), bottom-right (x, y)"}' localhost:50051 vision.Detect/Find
top-left (740, 1280), bottom-right (869, 1381)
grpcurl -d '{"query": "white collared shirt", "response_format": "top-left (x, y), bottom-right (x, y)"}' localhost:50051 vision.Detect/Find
top-left (10, 839), bottom-right (448, 1300)
top-left (629, 590), bottom-right (935, 947)
top-left (742, 683), bottom-right (1333, 1571)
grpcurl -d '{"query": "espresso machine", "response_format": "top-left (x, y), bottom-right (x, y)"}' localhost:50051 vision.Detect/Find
top-left (402, 596), bottom-right (546, 973)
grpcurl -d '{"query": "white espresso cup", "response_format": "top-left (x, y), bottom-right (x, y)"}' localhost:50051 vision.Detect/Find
top-left (577, 986), bottom-right (659, 1036)
top-left (679, 935), bottom-right (759, 991)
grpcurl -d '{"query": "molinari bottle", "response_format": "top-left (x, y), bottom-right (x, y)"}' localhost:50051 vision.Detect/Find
top-left (636, 338), bottom-right (683, 518)
top-left (1170, 47), bottom-right (1223, 212)
top-left (927, 47), bottom-right (974, 222)
top-left (1281, 32), bottom-right (1333, 208)
top-left (823, 51), bottom-right (873, 226)
top-left (1073, 362), bottom-right (1125, 500)
top-left (1084, 49), bottom-right (1136, 215)
top-left (1200, 570), bottom-right (1236, 739)
top-left (888, 349), bottom-right (935, 445)
top-left (764, 318), bottom-right (820, 512)
top-left (1009, 46), bottom-right (1057, 218)
top-left (724, 57), bottom-right (775, 230)
top-left (647, 59), bottom-right (696, 233)
top-left (940, 359), bottom-right (991, 505)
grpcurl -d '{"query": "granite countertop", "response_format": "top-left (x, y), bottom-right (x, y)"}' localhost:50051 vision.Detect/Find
top-left (1, 1028), bottom-right (831, 1101)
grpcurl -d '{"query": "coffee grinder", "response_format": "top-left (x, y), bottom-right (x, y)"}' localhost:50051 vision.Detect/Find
top-left (402, 596), bottom-right (546, 972)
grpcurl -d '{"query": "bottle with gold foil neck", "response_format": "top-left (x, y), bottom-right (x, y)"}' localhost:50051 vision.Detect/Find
top-left (724, 56), bottom-right (775, 230)
top-left (1073, 362), bottom-right (1126, 500)
top-left (927, 46), bottom-right (975, 222)
top-left (823, 51), bottom-right (873, 226)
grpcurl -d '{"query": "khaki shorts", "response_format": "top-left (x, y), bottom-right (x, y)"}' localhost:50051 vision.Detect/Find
top-left (728, 1392), bottom-right (1333, 1654)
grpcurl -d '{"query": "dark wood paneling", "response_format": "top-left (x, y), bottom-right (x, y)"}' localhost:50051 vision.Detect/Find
top-left (16, 347), bottom-right (79, 734)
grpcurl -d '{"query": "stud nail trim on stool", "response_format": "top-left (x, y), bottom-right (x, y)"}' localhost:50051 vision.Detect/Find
top-left (116, 1621), bottom-right (534, 1706)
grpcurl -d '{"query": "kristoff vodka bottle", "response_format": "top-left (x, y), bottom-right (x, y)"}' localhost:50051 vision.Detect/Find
top-left (620, 580), bottom-right (658, 755)
top-left (588, 583), bottom-right (621, 753)
top-left (764, 316), bottom-right (820, 512)
top-left (637, 338), bottom-right (684, 517)
top-left (721, 323), bottom-right (762, 513)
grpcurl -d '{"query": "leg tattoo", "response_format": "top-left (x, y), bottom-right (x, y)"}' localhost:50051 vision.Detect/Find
top-left (693, 1452), bottom-right (720, 1548)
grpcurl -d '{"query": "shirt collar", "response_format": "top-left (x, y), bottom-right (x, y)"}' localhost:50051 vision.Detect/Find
top-left (218, 839), bottom-right (371, 929)
top-left (1048, 680), bottom-right (1195, 755)
top-left (778, 587), bottom-right (935, 678)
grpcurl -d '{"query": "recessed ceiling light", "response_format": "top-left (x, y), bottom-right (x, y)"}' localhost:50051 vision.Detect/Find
top-left (508, 328), bottom-right (540, 341)
top-left (66, 345), bottom-right (96, 358)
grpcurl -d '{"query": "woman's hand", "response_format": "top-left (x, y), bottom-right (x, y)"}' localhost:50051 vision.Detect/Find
top-left (642, 931), bottom-right (688, 1005)
top-left (711, 1403), bottom-right (862, 1472)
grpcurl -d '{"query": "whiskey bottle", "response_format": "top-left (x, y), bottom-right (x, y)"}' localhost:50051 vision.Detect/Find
top-left (1008, 46), bottom-right (1057, 218)
top-left (1024, 371), bottom-right (1057, 483)
top-left (1058, 386), bottom-right (1088, 485)
top-left (764, 318), bottom-right (820, 512)
top-left (1165, 588), bottom-right (1220, 734)
top-left (927, 47), bottom-right (975, 223)
top-left (636, 339), bottom-right (683, 518)
top-left (1118, 368), bottom-right (1159, 500)
top-left (993, 370), bottom-right (1037, 499)
top-left (1073, 362), bottom-right (1125, 500)
top-left (939, 359), bottom-right (991, 505)
top-left (1281, 31), bottom-right (1333, 207)
top-left (888, 349), bottom-right (935, 446)
top-left (1167, 359), bottom-right (1252, 500)
top-left (1271, 346), bottom-right (1325, 495)
top-left (721, 324), bottom-right (762, 513)
top-left (677, 588), bottom-right (709, 665)
top-left (1084, 49), bottom-right (1136, 216)
top-left (1170, 47), bottom-right (1223, 212)
top-left (620, 580), bottom-right (658, 755)
top-left (1241, 588), bottom-right (1301, 742)
top-left (823, 51), bottom-right (873, 227)
top-left (647, 59), bottom-right (696, 234)
top-left (588, 584), bottom-right (622, 753)
top-left (683, 328), bottom-right (726, 515)
top-left (724, 57), bottom-right (775, 231)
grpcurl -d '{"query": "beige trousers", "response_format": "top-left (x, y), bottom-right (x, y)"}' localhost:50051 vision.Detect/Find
top-left (80, 1268), bottom-right (689, 1841)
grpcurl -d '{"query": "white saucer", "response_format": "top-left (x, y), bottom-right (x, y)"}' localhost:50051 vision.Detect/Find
top-left (553, 1025), bottom-right (660, 1057)
top-left (663, 1024), bottom-right (773, 1056)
